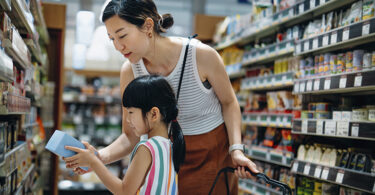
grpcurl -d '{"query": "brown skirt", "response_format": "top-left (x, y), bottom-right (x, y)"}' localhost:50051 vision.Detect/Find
top-left (178, 123), bottom-right (238, 195)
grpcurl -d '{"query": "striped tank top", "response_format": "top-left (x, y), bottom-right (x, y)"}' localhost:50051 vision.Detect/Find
top-left (131, 38), bottom-right (224, 135)
top-left (130, 136), bottom-right (178, 195)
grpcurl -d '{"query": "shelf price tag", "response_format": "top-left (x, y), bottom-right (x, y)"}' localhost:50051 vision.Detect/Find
top-left (331, 31), bottom-right (338, 44)
top-left (362, 21), bottom-right (370, 36)
top-left (321, 167), bottom-right (329, 180)
top-left (292, 162), bottom-right (299, 172)
top-left (314, 166), bottom-right (322, 178)
top-left (282, 156), bottom-right (287, 165)
top-left (306, 80), bottom-right (313, 91)
top-left (302, 119), bottom-right (308, 133)
top-left (336, 170), bottom-right (344, 184)
top-left (323, 34), bottom-right (329, 46)
top-left (351, 123), bottom-right (359, 137)
top-left (300, 81), bottom-right (306, 92)
top-left (313, 38), bottom-right (318, 49)
top-left (304, 163), bottom-right (311, 175)
top-left (294, 82), bottom-right (300, 93)
top-left (339, 75), bottom-right (347, 88)
top-left (343, 27), bottom-right (350, 41)
top-left (324, 78), bottom-right (331, 90)
top-left (316, 120), bottom-right (324, 134)
top-left (314, 79), bottom-right (320, 91)
top-left (337, 121), bottom-right (350, 136)
top-left (304, 41), bottom-right (310, 51)
top-left (299, 4), bottom-right (304, 14)
top-left (325, 120), bottom-right (337, 135)
top-left (354, 74), bottom-right (363, 87)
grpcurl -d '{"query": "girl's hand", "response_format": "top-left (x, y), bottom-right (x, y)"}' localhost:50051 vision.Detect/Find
top-left (231, 150), bottom-right (259, 179)
top-left (63, 141), bottom-right (98, 169)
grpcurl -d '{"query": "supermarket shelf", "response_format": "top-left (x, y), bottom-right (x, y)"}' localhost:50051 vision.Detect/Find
top-left (214, 0), bottom-right (358, 50)
top-left (242, 113), bottom-right (293, 128)
top-left (0, 50), bottom-right (14, 82)
top-left (246, 146), bottom-right (293, 167)
top-left (0, 112), bottom-right (29, 116)
top-left (226, 63), bottom-right (245, 79)
top-left (4, 142), bottom-right (27, 159)
top-left (9, 0), bottom-right (35, 36)
top-left (0, 0), bottom-right (11, 11)
top-left (242, 40), bottom-right (294, 67)
top-left (14, 164), bottom-right (36, 195)
top-left (241, 72), bottom-right (294, 91)
top-left (239, 179), bottom-right (283, 195)
top-left (65, 68), bottom-right (120, 77)
top-left (296, 17), bottom-right (375, 55)
top-left (291, 160), bottom-right (375, 194)
top-left (23, 122), bottom-right (38, 129)
top-left (2, 38), bottom-right (31, 70)
top-left (58, 180), bottom-right (109, 191)
top-left (292, 119), bottom-right (375, 141)
top-left (62, 94), bottom-right (121, 104)
top-left (228, 71), bottom-right (246, 79)
top-left (63, 115), bottom-right (122, 126)
top-left (294, 69), bottom-right (375, 95)
top-left (30, 0), bottom-right (49, 43)
top-left (24, 39), bottom-right (42, 63)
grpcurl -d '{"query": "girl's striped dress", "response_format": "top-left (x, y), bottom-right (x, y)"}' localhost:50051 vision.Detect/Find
top-left (130, 136), bottom-right (178, 195)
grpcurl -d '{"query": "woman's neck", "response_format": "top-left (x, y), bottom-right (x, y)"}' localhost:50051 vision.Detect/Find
top-left (142, 36), bottom-right (182, 74)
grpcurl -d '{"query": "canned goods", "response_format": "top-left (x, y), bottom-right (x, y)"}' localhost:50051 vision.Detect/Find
top-left (337, 53), bottom-right (345, 73)
top-left (353, 50), bottom-right (364, 71)
top-left (346, 51), bottom-right (353, 71)
top-left (352, 108), bottom-right (368, 121)
top-left (315, 111), bottom-right (331, 119)
top-left (330, 55), bottom-right (337, 74)
top-left (316, 102), bottom-right (330, 111)
top-left (363, 52), bottom-right (372, 70)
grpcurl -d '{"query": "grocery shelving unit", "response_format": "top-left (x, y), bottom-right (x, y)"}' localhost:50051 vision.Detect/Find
top-left (215, 0), bottom-right (375, 194)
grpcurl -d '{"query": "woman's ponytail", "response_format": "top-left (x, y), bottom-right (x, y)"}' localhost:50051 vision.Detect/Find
top-left (170, 119), bottom-right (185, 173)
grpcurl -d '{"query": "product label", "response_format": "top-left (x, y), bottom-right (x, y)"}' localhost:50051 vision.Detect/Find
top-left (343, 27), bottom-right (350, 41)
top-left (282, 156), bottom-right (287, 165)
top-left (337, 121), bottom-right (350, 136)
top-left (302, 119), bottom-right (308, 133)
top-left (304, 164), bottom-right (311, 175)
top-left (362, 21), bottom-right (370, 36)
top-left (294, 82), bottom-right (300, 93)
top-left (292, 162), bottom-right (299, 172)
top-left (321, 168), bottom-right (329, 180)
top-left (324, 78), bottom-right (331, 90)
top-left (354, 75), bottom-right (363, 87)
top-left (299, 4), bottom-right (304, 14)
top-left (331, 31), bottom-right (338, 44)
top-left (314, 79), bottom-right (320, 91)
top-left (282, 75), bottom-right (287, 82)
top-left (304, 41), bottom-right (310, 51)
top-left (323, 35), bottom-right (329, 46)
top-left (351, 124), bottom-right (359, 137)
top-left (325, 120), bottom-right (336, 135)
top-left (306, 80), bottom-right (313, 91)
top-left (296, 43), bottom-right (301, 53)
top-left (314, 166), bottom-right (322, 178)
top-left (310, 0), bottom-right (316, 8)
top-left (313, 38), bottom-right (318, 49)
top-left (289, 8), bottom-right (294, 17)
top-left (336, 170), bottom-right (345, 184)
top-left (300, 82), bottom-right (306, 92)
top-left (316, 120), bottom-right (324, 134)
top-left (339, 76), bottom-right (347, 88)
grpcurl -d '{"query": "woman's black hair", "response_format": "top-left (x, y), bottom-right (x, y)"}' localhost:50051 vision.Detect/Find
top-left (123, 75), bottom-right (185, 173)
top-left (102, 0), bottom-right (174, 34)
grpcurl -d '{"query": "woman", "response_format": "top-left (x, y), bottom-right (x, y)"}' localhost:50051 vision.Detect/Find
top-left (68, 0), bottom-right (258, 194)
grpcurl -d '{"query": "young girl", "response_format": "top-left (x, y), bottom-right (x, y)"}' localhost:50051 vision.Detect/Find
top-left (64, 75), bottom-right (185, 195)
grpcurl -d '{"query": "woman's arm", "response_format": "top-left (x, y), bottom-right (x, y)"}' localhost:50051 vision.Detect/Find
top-left (98, 61), bottom-right (140, 164)
top-left (196, 43), bottom-right (258, 176)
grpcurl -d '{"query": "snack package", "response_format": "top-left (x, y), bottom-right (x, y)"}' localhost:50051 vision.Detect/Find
top-left (350, 1), bottom-right (363, 23)
top-left (363, 0), bottom-right (375, 20)
top-left (276, 91), bottom-right (294, 111)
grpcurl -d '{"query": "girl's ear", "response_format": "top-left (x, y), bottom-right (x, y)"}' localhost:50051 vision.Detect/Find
top-left (149, 107), bottom-right (161, 121)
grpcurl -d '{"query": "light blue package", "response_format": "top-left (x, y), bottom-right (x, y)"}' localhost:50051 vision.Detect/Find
top-left (45, 130), bottom-right (89, 171)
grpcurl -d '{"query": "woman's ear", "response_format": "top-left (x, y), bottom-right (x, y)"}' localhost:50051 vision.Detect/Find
top-left (143, 17), bottom-right (154, 33)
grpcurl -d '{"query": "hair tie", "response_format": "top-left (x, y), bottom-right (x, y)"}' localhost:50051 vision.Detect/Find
top-left (172, 119), bottom-right (177, 123)
top-left (158, 14), bottom-right (166, 32)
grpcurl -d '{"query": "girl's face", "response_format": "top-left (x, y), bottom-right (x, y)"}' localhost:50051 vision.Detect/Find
top-left (126, 107), bottom-right (148, 136)
top-left (105, 15), bottom-right (151, 63)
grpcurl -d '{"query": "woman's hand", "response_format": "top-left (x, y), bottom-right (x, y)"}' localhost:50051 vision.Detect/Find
top-left (231, 150), bottom-right (259, 179)
top-left (63, 141), bottom-right (99, 169)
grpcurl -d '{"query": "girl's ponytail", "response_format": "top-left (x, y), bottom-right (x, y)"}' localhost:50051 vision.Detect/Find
top-left (170, 119), bottom-right (185, 173)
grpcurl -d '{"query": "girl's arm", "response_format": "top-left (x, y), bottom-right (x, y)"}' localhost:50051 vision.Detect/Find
top-left (196, 43), bottom-right (259, 177)
top-left (65, 143), bottom-right (152, 195)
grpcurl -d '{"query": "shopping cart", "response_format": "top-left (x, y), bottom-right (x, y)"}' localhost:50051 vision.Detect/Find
top-left (208, 167), bottom-right (292, 195)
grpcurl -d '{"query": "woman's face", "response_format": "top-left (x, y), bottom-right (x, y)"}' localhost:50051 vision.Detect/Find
top-left (105, 15), bottom-right (151, 63)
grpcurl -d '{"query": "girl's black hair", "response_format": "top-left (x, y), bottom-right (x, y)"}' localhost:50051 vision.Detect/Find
top-left (123, 75), bottom-right (185, 173)
top-left (102, 0), bottom-right (173, 34)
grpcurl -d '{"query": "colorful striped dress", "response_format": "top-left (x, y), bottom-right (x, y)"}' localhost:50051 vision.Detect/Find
top-left (130, 136), bottom-right (178, 195)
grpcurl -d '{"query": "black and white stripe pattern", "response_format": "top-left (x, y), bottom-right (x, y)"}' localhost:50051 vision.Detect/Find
top-left (131, 38), bottom-right (224, 135)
